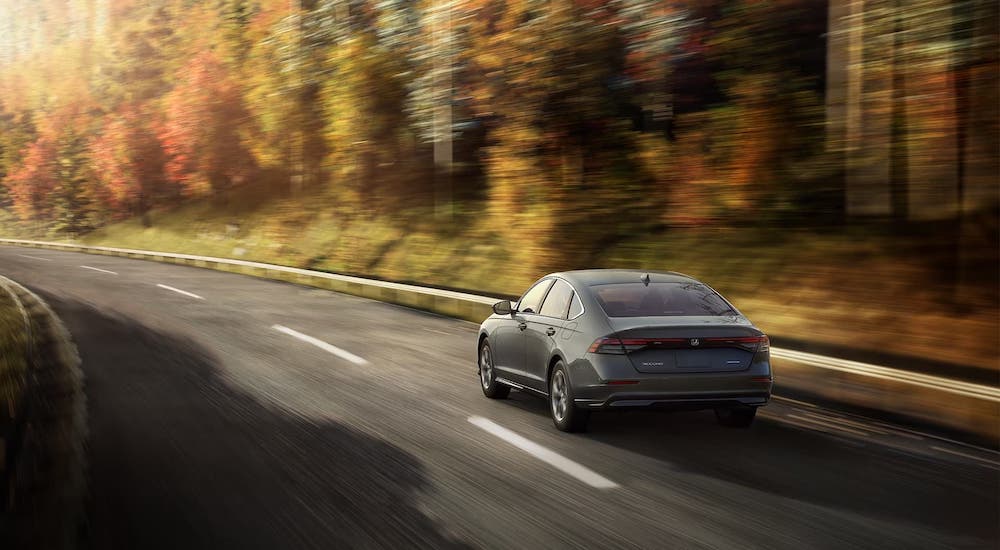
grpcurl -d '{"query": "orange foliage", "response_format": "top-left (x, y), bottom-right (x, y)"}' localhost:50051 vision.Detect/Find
top-left (6, 137), bottom-right (59, 221)
top-left (158, 50), bottom-right (255, 197)
top-left (89, 103), bottom-right (167, 215)
top-left (5, 98), bottom-right (95, 221)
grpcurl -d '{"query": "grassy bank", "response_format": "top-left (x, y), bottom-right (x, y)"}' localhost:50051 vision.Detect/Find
top-left (3, 187), bottom-right (997, 373)
top-left (0, 284), bottom-right (27, 414)
top-left (0, 281), bottom-right (29, 543)
top-left (0, 277), bottom-right (86, 549)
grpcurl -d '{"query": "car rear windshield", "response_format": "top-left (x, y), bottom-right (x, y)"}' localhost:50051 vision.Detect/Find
top-left (591, 282), bottom-right (736, 317)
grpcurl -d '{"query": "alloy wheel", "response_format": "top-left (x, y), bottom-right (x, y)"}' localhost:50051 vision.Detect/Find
top-left (551, 370), bottom-right (568, 421)
top-left (480, 345), bottom-right (493, 389)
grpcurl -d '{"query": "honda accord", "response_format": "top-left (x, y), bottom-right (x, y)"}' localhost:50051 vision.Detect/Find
top-left (476, 270), bottom-right (772, 432)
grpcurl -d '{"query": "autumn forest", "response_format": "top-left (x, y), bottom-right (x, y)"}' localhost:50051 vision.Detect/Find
top-left (0, 1), bottom-right (997, 274)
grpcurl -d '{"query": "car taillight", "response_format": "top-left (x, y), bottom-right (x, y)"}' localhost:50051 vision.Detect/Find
top-left (589, 337), bottom-right (688, 354)
top-left (753, 335), bottom-right (770, 363)
top-left (702, 336), bottom-right (768, 353)
top-left (758, 335), bottom-right (770, 352)
top-left (620, 338), bottom-right (686, 352)
top-left (590, 335), bottom-right (769, 354)
top-left (588, 337), bottom-right (626, 354)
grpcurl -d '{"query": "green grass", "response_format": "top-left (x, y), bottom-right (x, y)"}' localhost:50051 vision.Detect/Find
top-left (2, 191), bottom-right (996, 371)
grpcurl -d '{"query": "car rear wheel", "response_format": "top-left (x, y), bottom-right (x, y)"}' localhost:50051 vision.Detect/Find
top-left (715, 407), bottom-right (757, 428)
top-left (479, 339), bottom-right (510, 399)
top-left (550, 361), bottom-right (589, 432)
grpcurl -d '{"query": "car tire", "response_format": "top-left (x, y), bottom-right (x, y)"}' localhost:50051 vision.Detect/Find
top-left (479, 339), bottom-right (510, 399)
top-left (715, 407), bottom-right (757, 428)
top-left (549, 361), bottom-right (590, 432)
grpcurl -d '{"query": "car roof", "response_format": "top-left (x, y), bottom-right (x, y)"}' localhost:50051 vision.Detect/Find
top-left (549, 269), bottom-right (700, 287)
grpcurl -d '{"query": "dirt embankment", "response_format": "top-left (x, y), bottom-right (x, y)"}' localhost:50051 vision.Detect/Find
top-left (0, 276), bottom-right (86, 550)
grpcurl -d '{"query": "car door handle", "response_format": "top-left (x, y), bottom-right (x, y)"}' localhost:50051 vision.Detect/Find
top-left (518, 322), bottom-right (527, 331)
top-left (545, 327), bottom-right (556, 336)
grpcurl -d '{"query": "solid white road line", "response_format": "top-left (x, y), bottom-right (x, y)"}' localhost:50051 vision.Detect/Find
top-left (930, 446), bottom-right (1000, 468)
top-left (772, 395), bottom-right (818, 408)
top-left (156, 283), bottom-right (204, 300)
top-left (80, 265), bottom-right (118, 275)
top-left (800, 411), bottom-right (890, 435)
top-left (467, 416), bottom-right (619, 489)
top-left (272, 325), bottom-right (369, 366)
top-left (16, 254), bottom-right (53, 261)
top-left (785, 414), bottom-right (871, 437)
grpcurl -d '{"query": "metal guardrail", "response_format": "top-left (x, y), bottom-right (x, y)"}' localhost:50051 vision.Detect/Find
top-left (0, 238), bottom-right (496, 325)
top-left (770, 348), bottom-right (1000, 403)
top-left (1, 237), bottom-right (998, 440)
top-left (0, 238), bottom-right (496, 304)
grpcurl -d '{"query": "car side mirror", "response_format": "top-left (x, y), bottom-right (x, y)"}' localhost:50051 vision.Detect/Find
top-left (492, 300), bottom-right (513, 316)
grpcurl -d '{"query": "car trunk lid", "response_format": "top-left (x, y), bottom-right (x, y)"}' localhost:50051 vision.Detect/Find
top-left (607, 316), bottom-right (763, 374)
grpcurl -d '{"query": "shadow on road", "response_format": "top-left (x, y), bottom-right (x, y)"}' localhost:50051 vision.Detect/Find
top-left (39, 293), bottom-right (471, 550)
top-left (501, 389), bottom-right (999, 544)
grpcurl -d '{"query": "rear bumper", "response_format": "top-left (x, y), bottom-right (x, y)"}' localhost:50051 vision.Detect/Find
top-left (569, 353), bottom-right (773, 411)
top-left (575, 392), bottom-right (770, 411)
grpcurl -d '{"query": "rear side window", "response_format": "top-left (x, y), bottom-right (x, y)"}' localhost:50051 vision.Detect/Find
top-left (517, 279), bottom-right (554, 314)
top-left (591, 282), bottom-right (735, 317)
top-left (539, 279), bottom-right (574, 319)
top-left (568, 293), bottom-right (584, 319)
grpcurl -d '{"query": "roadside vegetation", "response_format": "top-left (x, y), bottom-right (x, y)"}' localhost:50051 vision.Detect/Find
top-left (0, 1), bottom-right (996, 372)
top-left (0, 278), bottom-right (85, 550)
top-left (0, 284), bottom-right (27, 420)
top-left (0, 281), bottom-right (30, 542)
top-left (14, 187), bottom-right (985, 372)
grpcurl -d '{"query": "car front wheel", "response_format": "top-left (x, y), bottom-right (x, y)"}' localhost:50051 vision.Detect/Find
top-left (549, 361), bottom-right (589, 432)
top-left (479, 339), bottom-right (510, 399)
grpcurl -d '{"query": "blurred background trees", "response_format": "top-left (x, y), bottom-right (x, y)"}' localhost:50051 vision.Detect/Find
top-left (0, 0), bottom-right (996, 270)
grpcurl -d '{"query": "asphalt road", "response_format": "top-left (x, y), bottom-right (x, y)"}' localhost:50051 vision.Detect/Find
top-left (2, 245), bottom-right (997, 550)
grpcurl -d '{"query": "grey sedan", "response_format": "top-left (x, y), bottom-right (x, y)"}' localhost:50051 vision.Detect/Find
top-left (477, 270), bottom-right (773, 432)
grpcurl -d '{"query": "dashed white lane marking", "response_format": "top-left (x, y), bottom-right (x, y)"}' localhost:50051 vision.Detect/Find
top-left (16, 254), bottom-right (53, 261)
top-left (931, 446), bottom-right (1000, 468)
top-left (156, 283), bottom-right (204, 300)
top-left (272, 325), bottom-right (369, 366)
top-left (80, 265), bottom-right (118, 275)
top-left (785, 414), bottom-right (871, 437)
top-left (467, 416), bottom-right (619, 489)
